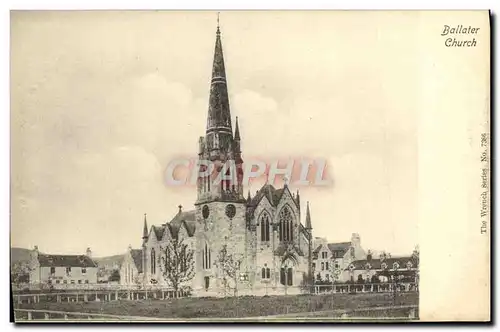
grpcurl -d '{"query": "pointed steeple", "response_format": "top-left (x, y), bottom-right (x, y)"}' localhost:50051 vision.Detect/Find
top-left (206, 14), bottom-right (232, 138)
top-left (234, 116), bottom-right (240, 141)
top-left (247, 190), bottom-right (252, 202)
top-left (305, 202), bottom-right (312, 230)
top-left (296, 189), bottom-right (301, 207)
top-left (142, 213), bottom-right (149, 240)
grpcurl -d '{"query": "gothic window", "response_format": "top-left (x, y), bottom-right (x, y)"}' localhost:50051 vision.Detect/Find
top-left (261, 264), bottom-right (271, 279)
top-left (202, 243), bottom-right (211, 270)
top-left (260, 214), bottom-right (270, 242)
top-left (180, 246), bottom-right (187, 272)
top-left (165, 247), bottom-right (170, 268)
top-left (151, 249), bottom-right (156, 275)
top-left (279, 207), bottom-right (293, 242)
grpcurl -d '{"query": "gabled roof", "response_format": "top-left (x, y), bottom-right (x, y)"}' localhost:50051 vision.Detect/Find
top-left (327, 242), bottom-right (351, 252)
top-left (249, 184), bottom-right (284, 208)
top-left (168, 210), bottom-right (196, 238)
top-left (246, 184), bottom-right (299, 222)
top-left (274, 243), bottom-right (305, 257)
top-left (130, 249), bottom-right (143, 273)
top-left (151, 225), bottom-right (166, 241)
top-left (150, 210), bottom-right (197, 241)
top-left (313, 242), bottom-right (351, 255)
top-left (348, 256), bottom-right (418, 271)
top-left (37, 254), bottom-right (97, 268)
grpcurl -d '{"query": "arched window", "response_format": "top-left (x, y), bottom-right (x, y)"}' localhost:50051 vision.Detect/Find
top-left (202, 243), bottom-right (211, 270)
top-left (260, 214), bottom-right (270, 242)
top-left (279, 207), bottom-right (293, 242)
top-left (261, 264), bottom-right (271, 279)
top-left (150, 249), bottom-right (156, 275)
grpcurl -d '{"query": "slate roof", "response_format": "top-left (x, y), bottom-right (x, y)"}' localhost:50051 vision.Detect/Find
top-left (168, 210), bottom-right (196, 238)
top-left (327, 242), bottom-right (351, 252)
top-left (348, 256), bottom-right (418, 271)
top-left (152, 225), bottom-right (165, 241)
top-left (249, 184), bottom-right (284, 208)
top-left (313, 242), bottom-right (351, 255)
top-left (37, 254), bottom-right (98, 268)
top-left (130, 249), bottom-right (143, 273)
top-left (150, 210), bottom-right (197, 241)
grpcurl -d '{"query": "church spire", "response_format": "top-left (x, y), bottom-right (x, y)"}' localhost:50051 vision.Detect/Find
top-left (206, 13), bottom-right (232, 137)
top-left (234, 116), bottom-right (241, 141)
top-left (142, 213), bottom-right (149, 242)
top-left (305, 202), bottom-right (312, 230)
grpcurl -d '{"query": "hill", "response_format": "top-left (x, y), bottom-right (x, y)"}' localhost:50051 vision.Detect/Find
top-left (93, 254), bottom-right (124, 270)
top-left (10, 247), bottom-right (124, 269)
top-left (10, 247), bottom-right (32, 265)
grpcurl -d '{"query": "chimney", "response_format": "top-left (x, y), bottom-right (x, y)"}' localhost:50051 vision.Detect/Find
top-left (31, 245), bottom-right (39, 260)
top-left (351, 233), bottom-right (361, 247)
top-left (128, 244), bottom-right (133, 252)
top-left (367, 250), bottom-right (373, 261)
top-left (86, 247), bottom-right (92, 258)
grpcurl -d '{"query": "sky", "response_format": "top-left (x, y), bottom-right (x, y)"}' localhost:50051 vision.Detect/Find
top-left (11, 11), bottom-right (418, 257)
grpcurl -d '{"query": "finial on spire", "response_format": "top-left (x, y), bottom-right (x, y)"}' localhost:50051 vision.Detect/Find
top-left (216, 12), bottom-right (220, 35)
top-left (234, 116), bottom-right (241, 140)
top-left (142, 213), bottom-right (149, 240)
top-left (178, 204), bottom-right (183, 213)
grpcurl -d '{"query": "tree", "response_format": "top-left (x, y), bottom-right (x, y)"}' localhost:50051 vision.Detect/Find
top-left (215, 244), bottom-right (242, 297)
top-left (108, 269), bottom-right (121, 282)
top-left (379, 250), bottom-right (390, 261)
top-left (161, 238), bottom-right (195, 293)
top-left (300, 272), bottom-right (314, 294)
top-left (11, 262), bottom-right (31, 289)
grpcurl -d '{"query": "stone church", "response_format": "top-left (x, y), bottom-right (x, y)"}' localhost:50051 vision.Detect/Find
top-left (133, 23), bottom-right (314, 296)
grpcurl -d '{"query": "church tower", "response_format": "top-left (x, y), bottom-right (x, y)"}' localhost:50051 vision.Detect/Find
top-left (196, 18), bottom-right (244, 205)
top-left (194, 17), bottom-right (248, 294)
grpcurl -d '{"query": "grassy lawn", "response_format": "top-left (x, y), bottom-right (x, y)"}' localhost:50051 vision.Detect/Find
top-left (17, 292), bottom-right (418, 319)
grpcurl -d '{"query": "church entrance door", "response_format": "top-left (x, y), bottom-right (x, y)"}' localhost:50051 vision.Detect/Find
top-left (280, 258), bottom-right (295, 286)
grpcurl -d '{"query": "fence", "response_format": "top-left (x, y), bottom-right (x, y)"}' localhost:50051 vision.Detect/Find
top-left (14, 288), bottom-right (188, 305)
top-left (13, 282), bottom-right (417, 304)
top-left (244, 304), bottom-right (419, 321)
top-left (13, 283), bottom-right (173, 292)
top-left (312, 282), bottom-right (418, 294)
top-left (14, 305), bottom-right (419, 322)
top-left (13, 309), bottom-right (165, 321)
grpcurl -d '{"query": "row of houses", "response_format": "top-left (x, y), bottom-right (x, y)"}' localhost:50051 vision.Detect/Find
top-left (21, 233), bottom-right (418, 290)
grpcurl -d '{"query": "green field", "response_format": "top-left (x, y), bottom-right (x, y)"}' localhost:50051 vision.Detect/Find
top-left (17, 292), bottom-right (418, 319)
